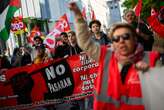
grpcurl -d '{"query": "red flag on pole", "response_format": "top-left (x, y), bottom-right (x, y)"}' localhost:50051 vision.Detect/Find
top-left (82, 7), bottom-right (87, 19)
top-left (44, 14), bottom-right (70, 48)
top-left (134, 0), bottom-right (142, 16)
top-left (27, 25), bottom-right (42, 45)
top-left (147, 15), bottom-right (164, 38)
top-left (10, 0), bottom-right (21, 7)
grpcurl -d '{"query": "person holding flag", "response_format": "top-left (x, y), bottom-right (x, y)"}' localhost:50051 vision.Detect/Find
top-left (123, 9), bottom-right (154, 51)
top-left (68, 2), bottom-right (163, 110)
top-left (122, 0), bottom-right (154, 51)
top-left (146, 0), bottom-right (164, 65)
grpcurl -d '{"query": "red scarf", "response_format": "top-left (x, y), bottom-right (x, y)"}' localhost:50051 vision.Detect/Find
top-left (114, 43), bottom-right (144, 64)
top-left (107, 44), bottom-right (144, 100)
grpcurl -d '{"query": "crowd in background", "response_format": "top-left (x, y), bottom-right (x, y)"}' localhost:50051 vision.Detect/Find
top-left (2, 7), bottom-right (164, 70)
top-left (1, 4), bottom-right (164, 110)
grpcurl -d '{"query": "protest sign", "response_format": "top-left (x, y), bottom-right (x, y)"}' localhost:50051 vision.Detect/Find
top-left (0, 53), bottom-right (98, 109)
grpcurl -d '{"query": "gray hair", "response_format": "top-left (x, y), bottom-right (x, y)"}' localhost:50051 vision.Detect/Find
top-left (123, 9), bottom-right (135, 19)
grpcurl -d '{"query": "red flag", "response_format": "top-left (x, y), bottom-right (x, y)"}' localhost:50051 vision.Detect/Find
top-left (0, 53), bottom-right (98, 109)
top-left (147, 15), bottom-right (164, 38)
top-left (55, 14), bottom-right (71, 32)
top-left (10, 0), bottom-right (20, 7)
top-left (134, 0), bottom-right (142, 16)
top-left (82, 7), bottom-right (87, 19)
top-left (44, 14), bottom-right (70, 48)
top-left (91, 9), bottom-right (96, 20)
top-left (27, 25), bottom-right (42, 44)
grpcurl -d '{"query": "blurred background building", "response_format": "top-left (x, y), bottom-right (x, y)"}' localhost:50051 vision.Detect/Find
top-left (0, 0), bottom-right (122, 56)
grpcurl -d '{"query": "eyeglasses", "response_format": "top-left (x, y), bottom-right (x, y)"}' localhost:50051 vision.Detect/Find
top-left (111, 33), bottom-right (131, 43)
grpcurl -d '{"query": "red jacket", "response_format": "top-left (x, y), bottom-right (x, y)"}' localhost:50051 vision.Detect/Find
top-left (93, 46), bottom-right (159, 110)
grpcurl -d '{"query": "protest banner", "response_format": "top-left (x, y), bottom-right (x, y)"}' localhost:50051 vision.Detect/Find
top-left (0, 53), bottom-right (98, 109)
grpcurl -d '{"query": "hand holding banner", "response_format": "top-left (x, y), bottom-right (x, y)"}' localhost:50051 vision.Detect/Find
top-left (0, 53), bottom-right (98, 109)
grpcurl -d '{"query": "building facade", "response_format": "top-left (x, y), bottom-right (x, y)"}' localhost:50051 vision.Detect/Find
top-left (106, 0), bottom-right (122, 26)
top-left (1, 0), bottom-right (122, 55)
top-left (2, 0), bottom-right (82, 55)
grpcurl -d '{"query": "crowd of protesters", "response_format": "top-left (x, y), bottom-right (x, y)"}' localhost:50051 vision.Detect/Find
top-left (1, 1), bottom-right (164, 110)
top-left (68, 2), bottom-right (164, 110)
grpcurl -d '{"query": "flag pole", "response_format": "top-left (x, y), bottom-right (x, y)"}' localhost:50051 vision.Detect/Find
top-left (137, 14), bottom-right (141, 33)
top-left (20, 0), bottom-right (23, 17)
top-left (135, 0), bottom-right (142, 33)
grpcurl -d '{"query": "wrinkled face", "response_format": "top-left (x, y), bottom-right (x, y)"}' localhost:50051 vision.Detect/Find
top-left (91, 23), bottom-right (101, 34)
top-left (68, 33), bottom-right (77, 45)
top-left (112, 28), bottom-right (136, 56)
top-left (124, 11), bottom-right (135, 24)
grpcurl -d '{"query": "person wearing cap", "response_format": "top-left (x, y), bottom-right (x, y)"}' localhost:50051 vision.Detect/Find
top-left (68, 2), bottom-right (162, 110)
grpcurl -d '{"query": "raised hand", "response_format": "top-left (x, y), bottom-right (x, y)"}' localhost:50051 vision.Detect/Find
top-left (68, 2), bottom-right (81, 16)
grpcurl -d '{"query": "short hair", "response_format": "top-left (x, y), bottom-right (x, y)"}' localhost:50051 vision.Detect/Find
top-left (67, 31), bottom-right (76, 36)
top-left (108, 23), bottom-right (138, 39)
top-left (89, 20), bottom-right (101, 28)
top-left (123, 9), bottom-right (135, 19)
top-left (33, 36), bottom-right (43, 43)
top-left (60, 32), bottom-right (68, 37)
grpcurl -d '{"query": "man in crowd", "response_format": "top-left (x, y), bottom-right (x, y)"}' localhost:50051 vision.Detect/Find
top-left (89, 20), bottom-right (111, 45)
top-left (54, 32), bottom-right (70, 59)
top-left (32, 36), bottom-right (51, 60)
top-left (68, 2), bottom-right (162, 110)
top-left (123, 10), bottom-right (154, 51)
